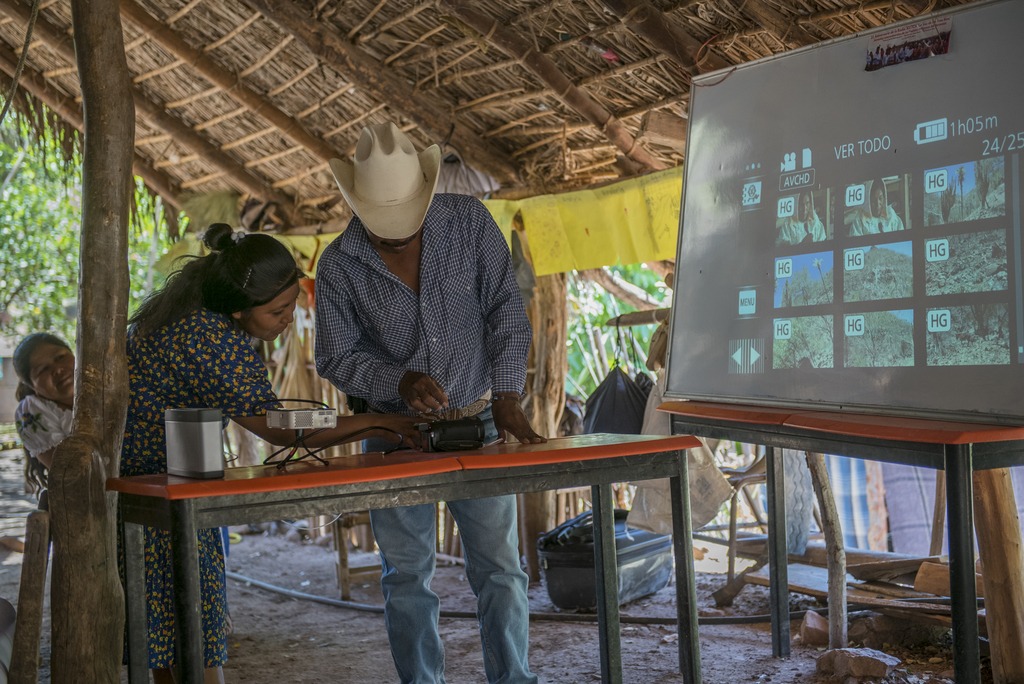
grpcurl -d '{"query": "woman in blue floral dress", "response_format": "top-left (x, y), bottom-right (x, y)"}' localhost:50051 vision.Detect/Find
top-left (124, 223), bottom-right (420, 683)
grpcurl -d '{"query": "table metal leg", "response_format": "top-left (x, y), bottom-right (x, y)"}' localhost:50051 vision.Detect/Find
top-left (592, 483), bottom-right (623, 684)
top-left (945, 444), bottom-right (980, 684)
top-left (765, 446), bottom-right (790, 657)
top-left (170, 499), bottom-right (205, 683)
top-left (124, 520), bottom-right (148, 684)
top-left (671, 452), bottom-right (702, 683)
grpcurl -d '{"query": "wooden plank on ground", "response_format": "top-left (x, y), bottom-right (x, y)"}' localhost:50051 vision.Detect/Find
top-left (914, 560), bottom-right (984, 598)
top-left (747, 562), bottom-right (953, 613)
top-left (746, 562), bottom-right (837, 599)
top-left (854, 580), bottom-right (936, 600)
top-left (736, 538), bottom-right (922, 568)
top-left (848, 556), bottom-right (943, 582)
top-left (743, 561), bottom-right (991, 632)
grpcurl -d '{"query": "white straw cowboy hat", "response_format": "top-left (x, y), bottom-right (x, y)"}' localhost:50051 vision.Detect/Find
top-left (329, 122), bottom-right (441, 240)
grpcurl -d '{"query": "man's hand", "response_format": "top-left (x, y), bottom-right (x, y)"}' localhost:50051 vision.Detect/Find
top-left (491, 398), bottom-right (547, 445)
top-left (398, 371), bottom-right (449, 415)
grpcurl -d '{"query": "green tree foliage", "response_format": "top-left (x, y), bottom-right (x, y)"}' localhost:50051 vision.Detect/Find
top-left (566, 264), bottom-right (670, 399)
top-left (0, 118), bottom-right (172, 343)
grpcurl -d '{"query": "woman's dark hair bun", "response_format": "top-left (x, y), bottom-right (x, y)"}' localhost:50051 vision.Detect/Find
top-left (203, 223), bottom-right (236, 251)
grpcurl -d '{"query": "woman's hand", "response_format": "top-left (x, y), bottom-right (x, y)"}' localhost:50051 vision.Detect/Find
top-left (373, 413), bottom-right (426, 450)
top-left (234, 412), bottom-right (424, 451)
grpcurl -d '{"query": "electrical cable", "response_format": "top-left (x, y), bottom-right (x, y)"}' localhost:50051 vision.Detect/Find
top-left (258, 396), bottom-right (409, 467)
top-left (261, 398), bottom-right (330, 410)
top-left (222, 569), bottom-right (872, 626)
top-left (226, 569), bottom-right (937, 626)
top-left (301, 427), bottom-right (407, 460)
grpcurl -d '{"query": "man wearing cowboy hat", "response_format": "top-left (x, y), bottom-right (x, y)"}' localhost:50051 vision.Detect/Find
top-left (315, 121), bottom-right (543, 684)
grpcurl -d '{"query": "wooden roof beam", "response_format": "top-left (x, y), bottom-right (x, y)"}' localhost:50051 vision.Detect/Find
top-left (901, 0), bottom-right (937, 14)
top-left (238, 0), bottom-right (520, 186)
top-left (438, 0), bottom-right (666, 174)
top-left (119, 0), bottom-right (344, 165)
top-left (713, 2), bottom-right (921, 53)
top-left (0, 0), bottom-right (298, 219)
top-left (596, 0), bottom-right (729, 73)
top-left (130, 96), bottom-right (298, 218)
top-left (0, 42), bottom-right (182, 212)
top-left (737, 0), bottom-right (819, 48)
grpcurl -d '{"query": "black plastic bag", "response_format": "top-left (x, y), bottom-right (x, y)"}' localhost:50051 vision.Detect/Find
top-left (537, 508), bottom-right (631, 550)
top-left (582, 365), bottom-right (650, 435)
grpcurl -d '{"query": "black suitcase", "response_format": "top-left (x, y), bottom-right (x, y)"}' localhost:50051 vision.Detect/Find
top-left (537, 508), bottom-right (673, 610)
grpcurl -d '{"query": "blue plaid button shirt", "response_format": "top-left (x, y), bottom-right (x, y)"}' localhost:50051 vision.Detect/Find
top-left (314, 193), bottom-right (532, 415)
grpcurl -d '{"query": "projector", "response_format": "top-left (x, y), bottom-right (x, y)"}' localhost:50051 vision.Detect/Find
top-left (266, 408), bottom-right (337, 430)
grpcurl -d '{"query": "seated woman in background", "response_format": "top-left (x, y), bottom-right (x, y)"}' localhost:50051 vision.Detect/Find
top-left (124, 223), bottom-right (421, 684)
top-left (12, 332), bottom-right (75, 499)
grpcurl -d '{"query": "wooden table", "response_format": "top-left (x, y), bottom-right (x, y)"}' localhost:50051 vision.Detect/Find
top-left (661, 400), bottom-right (1024, 684)
top-left (108, 433), bottom-right (702, 684)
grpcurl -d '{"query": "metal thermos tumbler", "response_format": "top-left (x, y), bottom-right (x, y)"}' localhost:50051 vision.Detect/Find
top-left (165, 408), bottom-right (224, 479)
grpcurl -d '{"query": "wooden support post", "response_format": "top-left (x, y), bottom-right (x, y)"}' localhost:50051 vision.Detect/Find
top-left (522, 271), bottom-right (568, 580)
top-left (804, 452), bottom-right (847, 649)
top-left (929, 471), bottom-right (947, 556)
top-left (972, 468), bottom-right (1024, 682)
top-left (8, 510), bottom-right (49, 684)
top-left (48, 0), bottom-right (133, 679)
top-left (333, 518), bottom-right (352, 600)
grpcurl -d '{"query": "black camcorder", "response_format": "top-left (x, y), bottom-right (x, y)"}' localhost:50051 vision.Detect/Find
top-left (416, 417), bottom-right (486, 452)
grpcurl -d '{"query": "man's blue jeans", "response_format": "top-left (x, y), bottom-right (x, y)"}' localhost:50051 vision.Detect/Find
top-left (364, 410), bottom-right (536, 683)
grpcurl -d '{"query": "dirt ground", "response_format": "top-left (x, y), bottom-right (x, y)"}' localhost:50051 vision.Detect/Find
top-left (0, 446), bottom-right (970, 683)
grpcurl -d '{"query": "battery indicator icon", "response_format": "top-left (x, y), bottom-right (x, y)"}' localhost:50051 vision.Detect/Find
top-left (914, 118), bottom-right (948, 144)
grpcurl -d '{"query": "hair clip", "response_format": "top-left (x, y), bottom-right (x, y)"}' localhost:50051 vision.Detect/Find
top-left (242, 267), bottom-right (253, 289)
top-left (230, 230), bottom-right (247, 244)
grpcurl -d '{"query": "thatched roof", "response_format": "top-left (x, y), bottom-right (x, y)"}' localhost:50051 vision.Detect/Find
top-left (0, 0), bottom-right (967, 233)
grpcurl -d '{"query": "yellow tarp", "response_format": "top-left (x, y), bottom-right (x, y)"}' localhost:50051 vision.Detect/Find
top-left (483, 199), bottom-right (520, 245)
top-left (159, 167), bottom-right (682, 278)
top-left (485, 165), bottom-right (682, 276)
